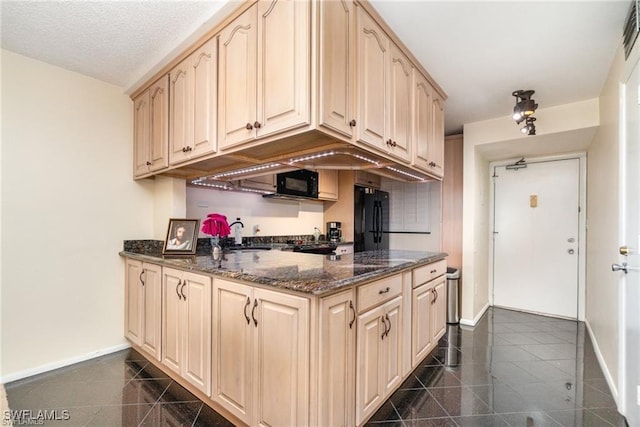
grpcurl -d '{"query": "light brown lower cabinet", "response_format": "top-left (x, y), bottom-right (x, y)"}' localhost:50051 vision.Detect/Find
top-left (125, 259), bottom-right (162, 361)
top-left (355, 273), bottom-right (405, 426)
top-left (162, 267), bottom-right (212, 396)
top-left (412, 274), bottom-right (447, 367)
top-left (212, 278), bottom-right (309, 427)
top-left (125, 257), bottom-right (445, 427)
top-left (317, 289), bottom-right (356, 427)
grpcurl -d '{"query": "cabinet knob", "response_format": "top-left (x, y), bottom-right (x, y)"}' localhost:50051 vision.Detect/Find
top-left (349, 119), bottom-right (357, 127)
top-left (182, 147), bottom-right (187, 153)
top-left (245, 122), bottom-right (254, 130)
top-left (392, 140), bottom-right (397, 147)
top-left (254, 121), bottom-right (262, 129)
top-left (386, 139), bottom-right (393, 146)
top-left (146, 161), bottom-right (152, 166)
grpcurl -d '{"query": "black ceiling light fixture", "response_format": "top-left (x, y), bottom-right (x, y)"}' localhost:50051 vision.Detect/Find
top-left (512, 89), bottom-right (538, 135)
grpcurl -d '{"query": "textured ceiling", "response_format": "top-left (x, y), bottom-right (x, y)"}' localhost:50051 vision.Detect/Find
top-left (0, 0), bottom-right (631, 136)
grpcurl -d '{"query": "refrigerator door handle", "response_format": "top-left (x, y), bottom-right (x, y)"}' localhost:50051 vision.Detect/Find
top-left (372, 201), bottom-right (379, 243)
top-left (378, 201), bottom-right (384, 243)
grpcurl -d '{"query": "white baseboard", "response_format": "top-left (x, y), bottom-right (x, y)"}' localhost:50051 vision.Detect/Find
top-left (1, 343), bottom-right (131, 384)
top-left (459, 302), bottom-right (490, 326)
top-left (584, 320), bottom-right (620, 407)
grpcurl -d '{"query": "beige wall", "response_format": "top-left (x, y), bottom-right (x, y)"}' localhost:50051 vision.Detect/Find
top-left (0, 50), bottom-right (155, 381)
top-left (585, 46), bottom-right (625, 397)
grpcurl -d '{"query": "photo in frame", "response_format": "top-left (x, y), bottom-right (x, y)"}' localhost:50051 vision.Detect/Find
top-left (163, 218), bottom-right (200, 255)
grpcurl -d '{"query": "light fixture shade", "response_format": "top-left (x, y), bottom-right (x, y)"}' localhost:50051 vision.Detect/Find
top-left (512, 89), bottom-right (538, 134)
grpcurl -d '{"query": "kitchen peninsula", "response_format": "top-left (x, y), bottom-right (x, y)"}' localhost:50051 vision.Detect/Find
top-left (121, 245), bottom-right (447, 426)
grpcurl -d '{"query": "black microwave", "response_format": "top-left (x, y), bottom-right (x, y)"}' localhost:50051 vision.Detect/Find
top-left (276, 169), bottom-right (319, 198)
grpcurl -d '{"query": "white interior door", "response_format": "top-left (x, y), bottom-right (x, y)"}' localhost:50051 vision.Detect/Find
top-left (493, 158), bottom-right (580, 319)
top-left (620, 61), bottom-right (640, 427)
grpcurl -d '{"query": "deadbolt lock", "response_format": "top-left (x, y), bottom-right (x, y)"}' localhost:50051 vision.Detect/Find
top-left (619, 246), bottom-right (629, 256)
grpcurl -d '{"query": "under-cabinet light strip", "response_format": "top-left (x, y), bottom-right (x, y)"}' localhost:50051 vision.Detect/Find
top-left (288, 150), bottom-right (380, 166)
top-left (211, 163), bottom-right (282, 179)
top-left (385, 166), bottom-right (426, 181)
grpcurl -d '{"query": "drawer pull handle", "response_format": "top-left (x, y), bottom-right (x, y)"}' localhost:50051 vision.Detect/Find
top-left (349, 300), bottom-right (356, 329)
top-left (380, 315), bottom-right (387, 339)
top-left (431, 288), bottom-right (437, 304)
top-left (180, 282), bottom-right (187, 300)
top-left (385, 314), bottom-right (391, 338)
top-left (139, 269), bottom-right (145, 286)
top-left (378, 287), bottom-right (390, 295)
top-left (252, 299), bottom-right (259, 327)
top-left (430, 269), bottom-right (437, 274)
top-left (175, 279), bottom-right (182, 300)
top-left (244, 297), bottom-right (251, 325)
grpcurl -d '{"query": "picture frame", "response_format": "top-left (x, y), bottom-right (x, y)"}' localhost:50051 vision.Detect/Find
top-left (163, 218), bottom-right (200, 255)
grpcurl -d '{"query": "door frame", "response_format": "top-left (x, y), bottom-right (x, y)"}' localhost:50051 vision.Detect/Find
top-left (488, 153), bottom-right (587, 321)
top-left (618, 56), bottom-right (640, 423)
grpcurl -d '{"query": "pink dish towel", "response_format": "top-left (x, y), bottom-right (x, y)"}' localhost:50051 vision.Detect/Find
top-left (201, 213), bottom-right (231, 237)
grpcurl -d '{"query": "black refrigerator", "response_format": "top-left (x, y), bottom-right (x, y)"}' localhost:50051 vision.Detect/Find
top-left (354, 186), bottom-right (389, 252)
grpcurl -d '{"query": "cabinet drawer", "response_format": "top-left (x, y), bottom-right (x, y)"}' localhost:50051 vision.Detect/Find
top-left (413, 260), bottom-right (447, 288)
top-left (357, 274), bottom-right (403, 313)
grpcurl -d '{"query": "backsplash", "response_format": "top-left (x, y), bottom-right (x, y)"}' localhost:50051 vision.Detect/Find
top-left (123, 234), bottom-right (321, 256)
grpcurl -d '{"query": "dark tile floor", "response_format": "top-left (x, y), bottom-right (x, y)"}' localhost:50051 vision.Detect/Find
top-left (4, 307), bottom-right (628, 426)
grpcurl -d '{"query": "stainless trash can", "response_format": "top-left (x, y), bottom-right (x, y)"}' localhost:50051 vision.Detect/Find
top-left (446, 267), bottom-right (460, 324)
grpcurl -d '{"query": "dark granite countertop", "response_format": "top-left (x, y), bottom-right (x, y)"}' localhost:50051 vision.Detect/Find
top-left (119, 248), bottom-right (446, 297)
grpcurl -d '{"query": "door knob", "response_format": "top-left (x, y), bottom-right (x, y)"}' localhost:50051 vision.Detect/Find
top-left (620, 246), bottom-right (629, 256)
top-left (612, 262), bottom-right (628, 274)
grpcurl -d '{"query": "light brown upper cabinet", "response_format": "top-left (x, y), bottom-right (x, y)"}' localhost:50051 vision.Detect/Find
top-left (218, 0), bottom-right (311, 151)
top-left (429, 91), bottom-right (445, 177)
top-left (133, 76), bottom-right (169, 178)
top-left (355, 7), bottom-right (412, 163)
top-left (131, 0), bottom-right (446, 183)
top-left (318, 0), bottom-right (357, 139)
top-left (412, 71), bottom-right (444, 177)
top-left (169, 38), bottom-right (217, 166)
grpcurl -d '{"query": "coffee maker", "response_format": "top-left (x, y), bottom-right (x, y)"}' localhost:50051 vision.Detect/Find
top-left (327, 221), bottom-right (342, 242)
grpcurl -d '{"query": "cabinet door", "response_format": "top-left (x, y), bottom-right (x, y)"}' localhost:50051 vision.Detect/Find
top-left (318, 0), bottom-right (356, 138)
top-left (190, 39), bottom-right (217, 160)
top-left (257, 0), bottom-right (310, 139)
top-left (318, 290), bottom-right (356, 427)
top-left (162, 269), bottom-right (183, 375)
top-left (212, 279), bottom-right (253, 424)
top-left (411, 282), bottom-right (434, 367)
top-left (412, 72), bottom-right (432, 172)
top-left (141, 263), bottom-right (162, 361)
top-left (169, 61), bottom-right (191, 165)
top-left (125, 259), bottom-right (143, 346)
top-left (318, 169), bottom-right (339, 201)
top-left (429, 94), bottom-right (445, 177)
top-left (356, 7), bottom-right (389, 153)
top-left (355, 305), bottom-right (384, 426)
top-left (388, 43), bottom-right (412, 162)
top-left (133, 91), bottom-right (151, 177)
top-left (431, 277), bottom-right (446, 341)
top-left (149, 76), bottom-right (169, 172)
top-left (253, 288), bottom-right (309, 427)
top-left (181, 272), bottom-right (212, 395)
top-left (218, 5), bottom-right (258, 151)
top-left (381, 296), bottom-right (403, 397)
